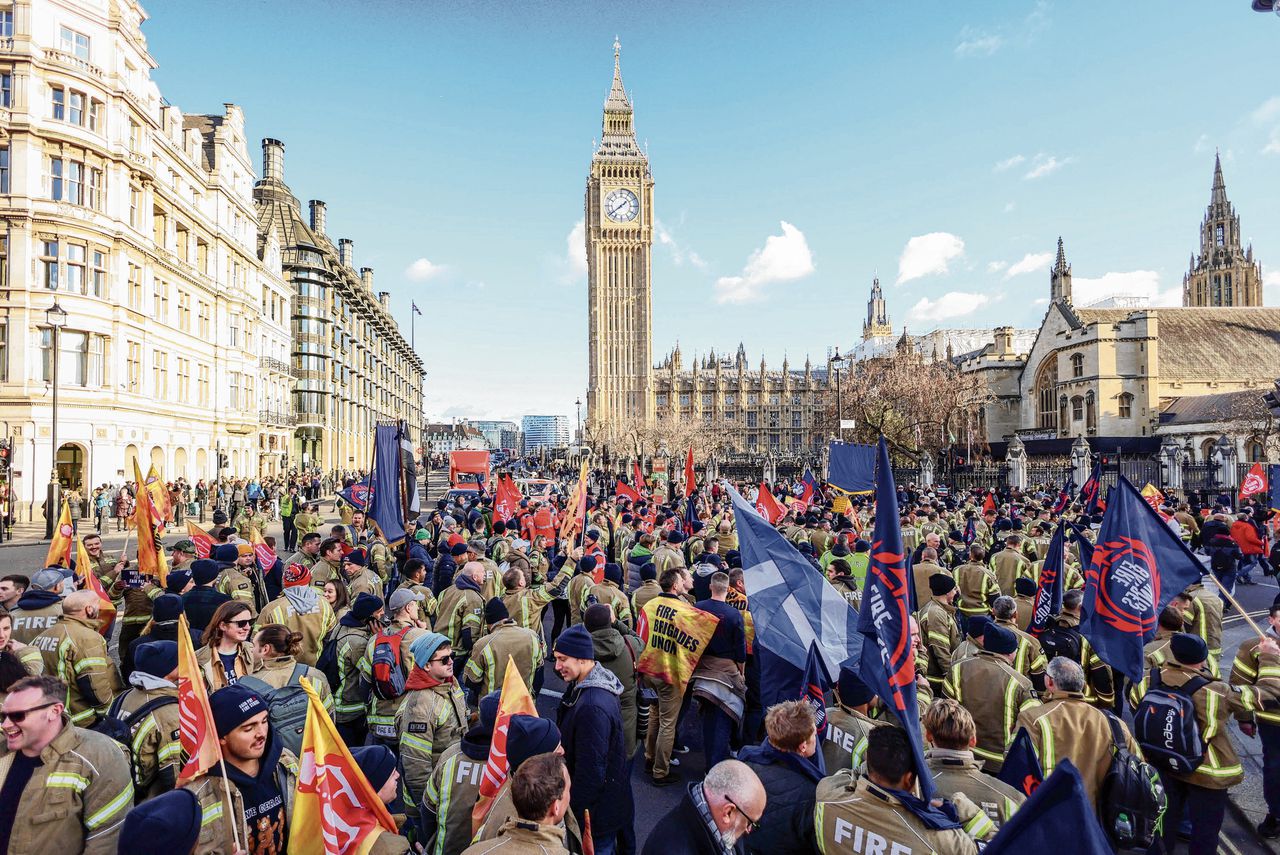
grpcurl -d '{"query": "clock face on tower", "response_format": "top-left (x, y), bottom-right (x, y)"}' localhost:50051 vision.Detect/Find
top-left (604, 187), bottom-right (640, 223)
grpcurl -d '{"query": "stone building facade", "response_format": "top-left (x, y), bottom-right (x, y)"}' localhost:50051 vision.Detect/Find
top-left (0, 0), bottom-right (292, 516)
top-left (1182, 154), bottom-right (1262, 307)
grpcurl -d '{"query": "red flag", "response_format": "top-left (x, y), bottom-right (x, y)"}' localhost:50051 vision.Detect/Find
top-left (754, 482), bottom-right (786, 524)
top-left (683, 447), bottom-right (696, 498)
top-left (177, 615), bottom-right (220, 785)
top-left (1240, 462), bottom-right (1267, 500)
top-left (633, 461), bottom-right (649, 492)
top-left (982, 491), bottom-right (997, 514)
top-left (494, 474), bottom-right (521, 523)
top-left (473, 657), bottom-right (538, 833)
top-left (185, 520), bottom-right (213, 559)
top-left (615, 481), bottom-right (642, 503)
top-left (75, 536), bottom-right (116, 636)
top-left (248, 528), bottom-right (276, 572)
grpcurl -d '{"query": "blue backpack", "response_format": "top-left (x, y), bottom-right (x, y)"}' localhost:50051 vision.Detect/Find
top-left (1132, 668), bottom-right (1210, 774)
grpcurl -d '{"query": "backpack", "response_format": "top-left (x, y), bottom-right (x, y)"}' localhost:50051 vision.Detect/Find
top-left (93, 692), bottom-right (179, 786)
top-left (1132, 667), bottom-right (1210, 773)
top-left (1038, 621), bottom-right (1083, 664)
top-left (238, 664), bottom-right (312, 757)
top-left (370, 627), bottom-right (412, 701)
top-left (1209, 547), bottom-right (1237, 575)
top-left (1099, 711), bottom-right (1167, 850)
top-left (316, 625), bottom-right (360, 692)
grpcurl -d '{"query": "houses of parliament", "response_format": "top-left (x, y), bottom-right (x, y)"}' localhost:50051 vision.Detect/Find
top-left (582, 42), bottom-right (1269, 457)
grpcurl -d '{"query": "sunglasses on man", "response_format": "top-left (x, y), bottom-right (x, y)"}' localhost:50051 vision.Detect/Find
top-left (1, 702), bottom-right (59, 724)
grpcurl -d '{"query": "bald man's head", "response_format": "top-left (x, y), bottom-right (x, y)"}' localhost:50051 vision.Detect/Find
top-left (62, 589), bottom-right (100, 615)
top-left (463, 561), bottom-right (486, 584)
top-left (702, 759), bottom-right (766, 845)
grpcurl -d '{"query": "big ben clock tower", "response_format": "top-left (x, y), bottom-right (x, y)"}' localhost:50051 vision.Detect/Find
top-left (585, 38), bottom-right (655, 440)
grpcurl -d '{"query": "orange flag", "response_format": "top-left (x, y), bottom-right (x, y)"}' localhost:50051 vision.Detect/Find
top-left (132, 459), bottom-right (170, 586)
top-left (177, 614), bottom-right (220, 785)
top-left (683, 446), bottom-right (696, 498)
top-left (494, 474), bottom-right (521, 524)
top-left (44, 500), bottom-right (75, 568)
top-left (754, 483), bottom-right (786, 524)
top-left (74, 536), bottom-right (116, 636)
top-left (186, 520), bottom-right (213, 559)
top-left (248, 528), bottom-right (276, 572)
top-left (473, 655), bottom-right (538, 834)
top-left (290, 676), bottom-right (398, 854)
top-left (144, 463), bottom-right (172, 529)
top-left (558, 459), bottom-right (590, 543)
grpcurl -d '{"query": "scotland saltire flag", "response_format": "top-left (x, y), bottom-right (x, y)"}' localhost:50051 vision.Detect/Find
top-left (800, 645), bottom-right (829, 776)
top-left (1080, 477), bottom-right (1203, 683)
top-left (1079, 462), bottom-right (1103, 516)
top-left (984, 760), bottom-right (1112, 854)
top-left (1028, 521), bottom-right (1066, 638)
top-left (998, 728), bottom-right (1044, 798)
top-left (1051, 478), bottom-right (1074, 514)
top-left (963, 517), bottom-right (977, 547)
top-left (855, 437), bottom-right (934, 801)
top-left (728, 484), bottom-right (862, 709)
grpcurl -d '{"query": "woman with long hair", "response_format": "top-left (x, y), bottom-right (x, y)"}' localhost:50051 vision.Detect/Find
top-left (195, 600), bottom-right (263, 689)
top-left (322, 579), bottom-right (351, 622)
top-left (247, 624), bottom-right (335, 718)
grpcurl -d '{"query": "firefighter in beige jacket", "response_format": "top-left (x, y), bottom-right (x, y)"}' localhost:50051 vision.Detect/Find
top-left (463, 752), bottom-right (575, 855)
top-left (0, 675), bottom-right (134, 855)
top-left (30, 590), bottom-right (121, 726)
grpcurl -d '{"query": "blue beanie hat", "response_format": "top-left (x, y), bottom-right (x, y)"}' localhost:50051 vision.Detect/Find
top-left (344, 549), bottom-right (367, 567)
top-left (350, 745), bottom-right (398, 791)
top-left (837, 666), bottom-right (875, 707)
top-left (1170, 632), bottom-right (1208, 665)
top-left (350, 593), bottom-right (384, 623)
top-left (209, 684), bottom-right (267, 738)
top-left (983, 624), bottom-right (1018, 655)
top-left (604, 562), bottom-right (623, 585)
top-left (507, 715), bottom-right (561, 773)
top-left (134, 640), bottom-right (179, 679)
top-left (554, 624), bottom-right (595, 660)
top-left (211, 543), bottom-right (239, 565)
top-left (576, 556), bottom-right (597, 576)
top-left (966, 615), bottom-right (992, 638)
top-left (450, 542), bottom-right (469, 557)
top-left (164, 569), bottom-right (191, 594)
top-left (118, 788), bottom-right (202, 854)
top-left (638, 561), bottom-right (657, 581)
top-left (152, 593), bottom-right (184, 623)
top-left (475, 691), bottom-right (501, 737)
top-left (409, 631), bottom-right (450, 668)
top-left (190, 558), bottom-right (220, 585)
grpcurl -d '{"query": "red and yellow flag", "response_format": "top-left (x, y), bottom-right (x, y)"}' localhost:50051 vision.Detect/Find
top-left (558, 459), bottom-right (590, 543)
top-left (145, 463), bottom-right (172, 527)
top-left (44, 500), bottom-right (75, 568)
top-left (248, 527), bottom-right (276, 572)
top-left (473, 655), bottom-right (538, 834)
top-left (177, 614), bottom-right (220, 785)
top-left (725, 586), bottom-right (755, 655)
top-left (132, 459), bottom-right (170, 586)
top-left (291, 676), bottom-right (398, 854)
top-left (186, 520), bottom-right (213, 559)
top-left (1140, 483), bottom-right (1165, 515)
top-left (74, 536), bottom-right (116, 636)
top-left (636, 596), bottom-right (719, 695)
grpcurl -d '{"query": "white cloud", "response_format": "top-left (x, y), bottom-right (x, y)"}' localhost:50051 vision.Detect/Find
top-left (1264, 269), bottom-right (1280, 303)
top-left (404, 257), bottom-right (446, 281)
top-left (955, 28), bottom-right (1003, 57)
top-left (1003, 201), bottom-right (1016, 213)
top-left (1264, 129), bottom-right (1280, 156)
top-left (909, 291), bottom-right (991, 322)
top-left (987, 260), bottom-right (1008, 273)
top-left (993, 154), bottom-right (1026, 172)
top-left (1023, 153), bottom-right (1074, 180)
top-left (656, 218), bottom-right (709, 270)
top-left (1032, 297), bottom-right (1049, 306)
top-left (1004, 251), bottom-right (1054, 279)
top-left (1072, 270), bottom-right (1163, 306)
top-left (566, 220), bottom-right (587, 278)
top-left (714, 221), bottom-right (814, 304)
top-left (1193, 134), bottom-right (1212, 154)
top-left (1251, 96), bottom-right (1280, 125)
top-left (896, 232), bottom-right (965, 285)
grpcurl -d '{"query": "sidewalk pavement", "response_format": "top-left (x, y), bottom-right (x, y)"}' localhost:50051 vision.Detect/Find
top-left (1228, 715), bottom-right (1278, 854)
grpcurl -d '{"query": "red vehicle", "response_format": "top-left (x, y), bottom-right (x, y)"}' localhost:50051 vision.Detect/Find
top-left (448, 450), bottom-right (491, 493)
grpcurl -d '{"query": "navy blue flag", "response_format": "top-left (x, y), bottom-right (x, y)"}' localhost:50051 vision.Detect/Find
top-left (800, 645), bottom-right (829, 776)
top-left (337, 481), bottom-right (373, 512)
top-left (1068, 521), bottom-right (1095, 568)
top-left (1270, 464), bottom-right (1280, 513)
top-left (1051, 477), bottom-right (1074, 514)
top-left (827, 442), bottom-right (876, 494)
top-left (683, 489), bottom-right (699, 536)
top-left (855, 437), bottom-right (934, 802)
top-left (1080, 477), bottom-right (1204, 682)
top-left (997, 727), bottom-right (1044, 798)
top-left (1079, 462), bottom-right (1102, 516)
top-left (1028, 521), bottom-right (1067, 638)
top-left (963, 517), bottom-right (977, 547)
top-left (983, 759), bottom-right (1113, 854)
top-left (367, 423), bottom-right (407, 544)
top-left (728, 484), bottom-right (863, 708)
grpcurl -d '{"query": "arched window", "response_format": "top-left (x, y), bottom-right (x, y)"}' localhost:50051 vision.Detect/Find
top-left (1246, 437), bottom-right (1266, 462)
top-left (1071, 396), bottom-right (1084, 421)
top-left (1085, 390), bottom-right (1097, 431)
top-left (1200, 437), bottom-right (1217, 462)
top-left (1034, 355), bottom-right (1058, 431)
top-left (1070, 353), bottom-right (1084, 378)
top-left (1118, 392), bottom-right (1134, 419)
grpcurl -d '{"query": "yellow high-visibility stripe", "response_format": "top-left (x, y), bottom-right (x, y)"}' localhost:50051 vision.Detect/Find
top-left (86, 784), bottom-right (135, 829)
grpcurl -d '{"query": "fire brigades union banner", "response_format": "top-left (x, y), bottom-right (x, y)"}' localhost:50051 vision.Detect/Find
top-left (636, 596), bottom-right (719, 694)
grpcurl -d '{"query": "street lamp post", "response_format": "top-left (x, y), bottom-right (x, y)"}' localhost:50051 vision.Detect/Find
top-left (574, 398), bottom-right (582, 446)
top-left (830, 348), bottom-right (845, 442)
top-left (45, 302), bottom-right (68, 539)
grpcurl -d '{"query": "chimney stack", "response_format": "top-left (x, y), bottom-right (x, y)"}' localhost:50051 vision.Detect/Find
top-left (361, 267), bottom-right (374, 290)
top-left (261, 138), bottom-right (285, 182)
top-left (378, 291), bottom-right (391, 309)
top-left (995, 325), bottom-right (1014, 357)
top-left (308, 200), bottom-right (326, 235)
top-left (339, 238), bottom-right (354, 268)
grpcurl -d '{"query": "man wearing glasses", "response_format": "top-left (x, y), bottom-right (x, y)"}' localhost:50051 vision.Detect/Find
top-left (641, 759), bottom-right (766, 855)
top-left (0, 674), bottom-right (134, 854)
top-left (396, 631), bottom-right (467, 840)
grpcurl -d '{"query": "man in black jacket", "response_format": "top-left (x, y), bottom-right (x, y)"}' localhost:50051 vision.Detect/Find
top-left (736, 700), bottom-right (823, 855)
top-left (641, 759), bottom-right (766, 855)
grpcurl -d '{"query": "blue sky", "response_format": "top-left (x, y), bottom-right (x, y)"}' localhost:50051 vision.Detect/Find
top-left (145, 1), bottom-right (1280, 424)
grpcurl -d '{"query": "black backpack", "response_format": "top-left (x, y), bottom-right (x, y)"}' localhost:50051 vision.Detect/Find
top-left (1099, 711), bottom-right (1166, 851)
top-left (1132, 667), bottom-right (1210, 774)
top-left (92, 692), bottom-right (179, 785)
top-left (1038, 621), bottom-right (1083, 664)
top-left (316, 625), bottom-right (364, 693)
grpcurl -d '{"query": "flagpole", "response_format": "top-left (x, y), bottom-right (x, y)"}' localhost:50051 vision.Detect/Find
top-left (1215, 582), bottom-right (1271, 640)
top-left (216, 755), bottom-right (245, 853)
